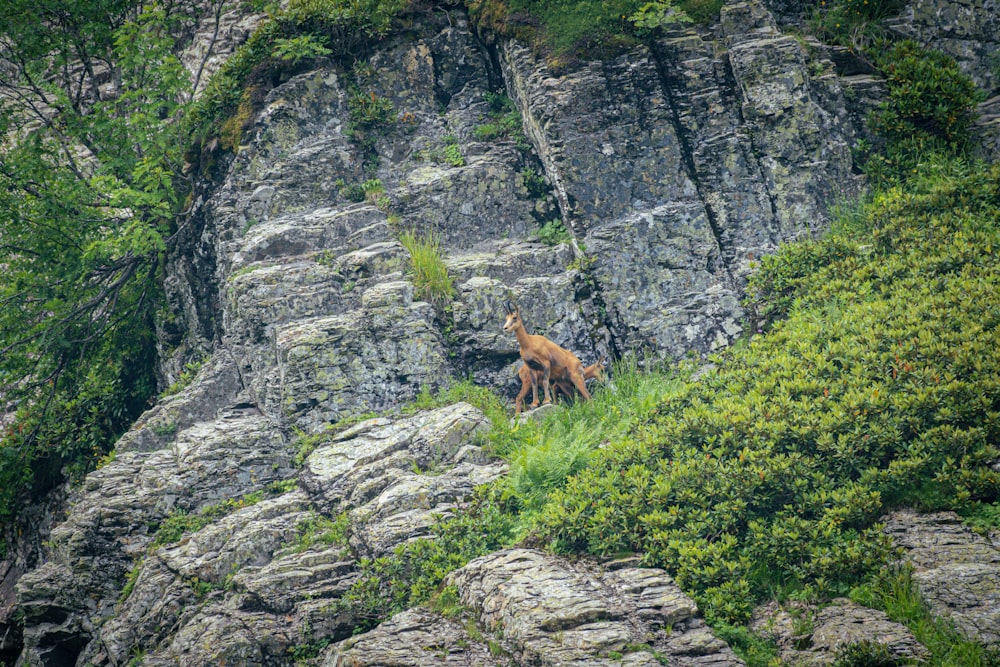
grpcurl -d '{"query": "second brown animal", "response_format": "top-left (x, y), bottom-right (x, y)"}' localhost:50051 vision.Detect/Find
top-left (515, 354), bottom-right (605, 415)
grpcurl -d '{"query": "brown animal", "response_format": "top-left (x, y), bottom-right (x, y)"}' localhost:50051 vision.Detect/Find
top-left (515, 354), bottom-right (606, 414)
top-left (502, 302), bottom-right (591, 412)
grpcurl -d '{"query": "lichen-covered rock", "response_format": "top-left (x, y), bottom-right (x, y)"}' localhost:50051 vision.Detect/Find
top-left (721, 2), bottom-right (857, 241)
top-left (178, 1), bottom-right (267, 96)
top-left (15, 358), bottom-right (295, 666)
top-left (301, 402), bottom-right (506, 558)
top-left (884, 509), bottom-right (1000, 647)
top-left (273, 280), bottom-right (454, 431)
top-left (325, 608), bottom-right (501, 667)
top-left (446, 549), bottom-right (744, 667)
top-left (327, 549), bottom-right (742, 666)
top-left (751, 598), bottom-right (929, 665)
top-left (499, 0), bottom-right (860, 359)
top-left (975, 95), bottom-right (1000, 161)
top-left (887, 0), bottom-right (1000, 92)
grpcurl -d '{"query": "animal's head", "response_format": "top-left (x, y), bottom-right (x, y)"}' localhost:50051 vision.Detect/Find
top-left (502, 301), bottom-right (521, 333)
top-left (585, 354), bottom-right (608, 382)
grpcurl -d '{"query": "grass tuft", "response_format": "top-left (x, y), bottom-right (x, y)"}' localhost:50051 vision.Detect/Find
top-left (399, 230), bottom-right (457, 308)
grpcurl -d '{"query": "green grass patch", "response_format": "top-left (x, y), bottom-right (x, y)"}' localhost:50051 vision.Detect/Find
top-left (807, 0), bottom-right (904, 50)
top-left (279, 512), bottom-right (350, 555)
top-left (398, 230), bottom-right (457, 309)
top-left (508, 357), bottom-right (688, 512)
top-left (710, 623), bottom-right (781, 667)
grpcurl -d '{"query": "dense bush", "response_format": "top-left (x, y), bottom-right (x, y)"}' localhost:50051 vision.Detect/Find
top-left (534, 162), bottom-right (1000, 624)
top-left (862, 41), bottom-right (984, 187)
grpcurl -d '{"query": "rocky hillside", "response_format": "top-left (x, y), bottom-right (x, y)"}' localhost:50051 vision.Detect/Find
top-left (2, 0), bottom-right (999, 665)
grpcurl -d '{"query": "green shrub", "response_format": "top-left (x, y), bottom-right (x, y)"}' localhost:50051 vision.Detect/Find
top-left (520, 167), bottom-right (548, 198)
top-left (961, 501), bottom-right (1000, 533)
top-left (346, 90), bottom-right (396, 169)
top-left (534, 220), bottom-right (572, 245)
top-left (536, 162), bottom-right (1000, 624)
top-left (271, 34), bottom-right (332, 65)
top-left (677, 0), bottom-right (724, 23)
top-left (149, 490), bottom-right (269, 549)
top-left (833, 640), bottom-right (903, 667)
top-left (473, 92), bottom-right (524, 142)
top-left (443, 143), bottom-right (465, 167)
top-left (348, 91), bottom-right (395, 129)
top-left (159, 355), bottom-right (209, 398)
top-left (863, 41), bottom-right (983, 186)
top-left (870, 40), bottom-right (982, 146)
top-left (629, 1), bottom-right (692, 34)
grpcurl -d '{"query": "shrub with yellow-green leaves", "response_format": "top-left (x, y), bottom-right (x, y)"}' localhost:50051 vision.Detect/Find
top-left (536, 161), bottom-right (1000, 624)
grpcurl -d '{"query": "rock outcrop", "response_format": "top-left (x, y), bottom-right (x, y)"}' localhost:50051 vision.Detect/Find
top-left (751, 599), bottom-right (929, 665)
top-left (885, 510), bottom-right (1000, 647)
top-left (330, 549), bottom-right (744, 667)
top-left (16, 398), bottom-right (504, 666)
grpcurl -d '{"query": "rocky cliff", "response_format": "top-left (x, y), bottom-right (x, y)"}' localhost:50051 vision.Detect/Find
top-left (4, 0), bottom-right (1000, 665)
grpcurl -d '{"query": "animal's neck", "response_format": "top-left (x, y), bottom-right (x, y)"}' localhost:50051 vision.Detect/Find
top-left (512, 323), bottom-right (531, 348)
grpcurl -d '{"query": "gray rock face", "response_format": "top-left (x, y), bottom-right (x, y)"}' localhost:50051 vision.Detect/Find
top-left (178, 1), bottom-right (268, 95)
top-left (301, 402), bottom-right (506, 558)
top-left (752, 599), bottom-right (929, 665)
top-left (327, 549), bottom-right (744, 667)
top-left (15, 359), bottom-right (295, 667)
top-left (885, 510), bottom-right (1000, 647)
top-left (327, 608), bottom-right (502, 667)
top-left (887, 0), bottom-right (1000, 93)
top-left (15, 396), bottom-right (503, 666)
top-left (975, 95), bottom-right (1000, 161)
top-left (501, 0), bottom-right (862, 357)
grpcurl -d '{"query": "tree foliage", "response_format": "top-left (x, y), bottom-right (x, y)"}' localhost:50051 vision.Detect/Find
top-left (0, 1), bottom-right (195, 522)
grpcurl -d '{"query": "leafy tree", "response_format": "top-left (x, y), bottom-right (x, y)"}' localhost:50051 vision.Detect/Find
top-left (0, 3), bottom-right (194, 523)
